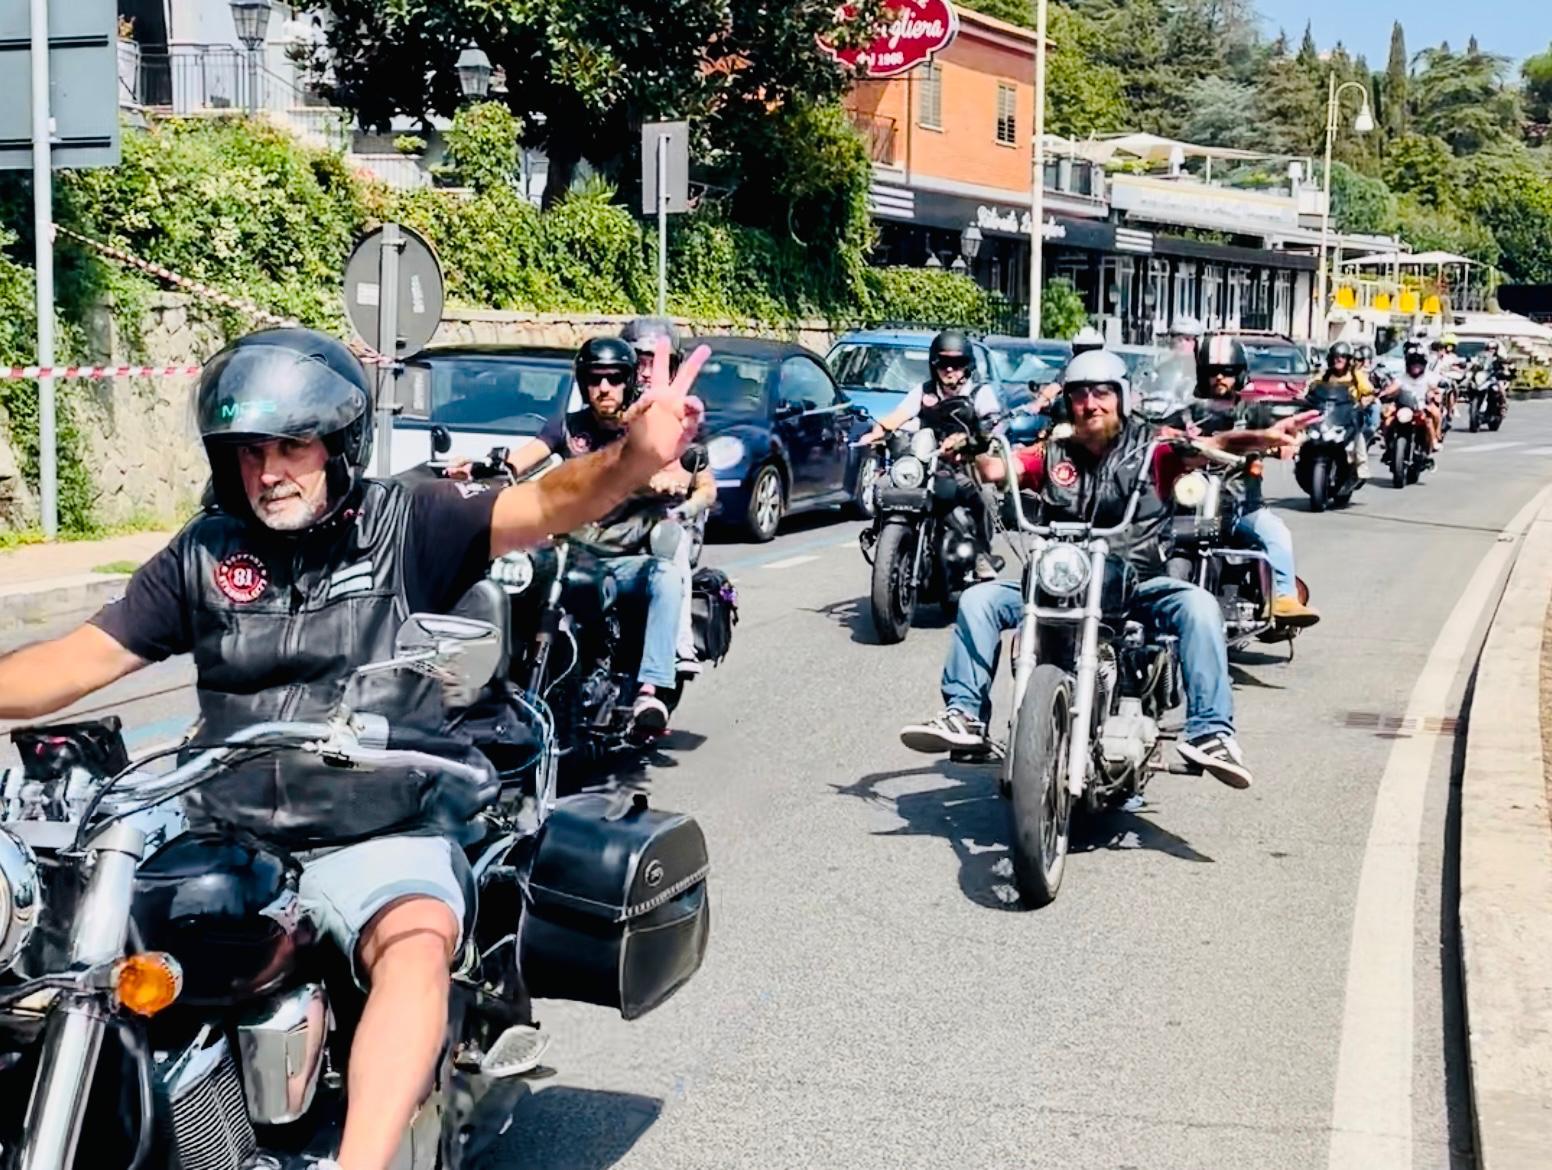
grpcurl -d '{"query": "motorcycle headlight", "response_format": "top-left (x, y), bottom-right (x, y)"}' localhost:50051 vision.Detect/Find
top-left (909, 429), bottom-right (939, 460)
top-left (489, 551), bottom-right (534, 593)
top-left (1320, 425), bottom-right (1348, 442)
top-left (1396, 406), bottom-right (1415, 424)
top-left (706, 435), bottom-right (745, 471)
top-left (0, 829), bottom-right (41, 975)
top-left (890, 455), bottom-right (926, 489)
top-left (1172, 470), bottom-right (1210, 509)
top-left (1036, 543), bottom-right (1092, 598)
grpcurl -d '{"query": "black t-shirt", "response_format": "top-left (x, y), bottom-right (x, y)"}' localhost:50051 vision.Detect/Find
top-left (90, 479), bottom-right (504, 662)
top-left (540, 408), bottom-right (625, 460)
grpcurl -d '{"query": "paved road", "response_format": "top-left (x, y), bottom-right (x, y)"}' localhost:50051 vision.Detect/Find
top-left (7, 407), bottom-right (1552, 1169)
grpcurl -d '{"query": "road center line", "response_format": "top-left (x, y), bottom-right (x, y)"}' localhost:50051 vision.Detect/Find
top-left (1453, 441), bottom-right (1520, 455)
top-left (762, 554), bottom-right (820, 570)
top-left (1326, 481), bottom-right (1552, 1170)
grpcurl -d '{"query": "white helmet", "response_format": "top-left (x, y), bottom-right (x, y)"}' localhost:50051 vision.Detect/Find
top-left (1071, 325), bottom-right (1106, 355)
top-left (1061, 349), bottom-right (1131, 416)
top-left (1171, 315), bottom-right (1203, 339)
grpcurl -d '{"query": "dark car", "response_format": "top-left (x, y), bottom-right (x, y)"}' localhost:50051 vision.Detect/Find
top-left (695, 337), bottom-right (872, 541)
top-left (388, 344), bottom-right (575, 473)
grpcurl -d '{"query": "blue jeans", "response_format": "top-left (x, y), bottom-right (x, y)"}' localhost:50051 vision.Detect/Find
top-left (1362, 400), bottom-right (1381, 442)
top-left (606, 555), bottom-right (683, 689)
top-left (1232, 508), bottom-right (1296, 597)
top-left (941, 575), bottom-right (1234, 742)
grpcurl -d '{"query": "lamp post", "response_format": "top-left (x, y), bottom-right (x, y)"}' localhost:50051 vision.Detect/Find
top-left (960, 224), bottom-right (983, 279)
top-left (1026, 0), bottom-right (1048, 338)
top-left (229, 0), bottom-right (271, 115)
top-left (1315, 75), bottom-right (1374, 341)
top-left (455, 43), bottom-right (493, 101)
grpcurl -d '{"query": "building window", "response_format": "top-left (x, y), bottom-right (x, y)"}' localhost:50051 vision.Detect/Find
top-left (1274, 272), bottom-right (1292, 335)
top-left (1173, 263), bottom-right (1198, 325)
top-left (1203, 265), bottom-right (1224, 329)
top-left (996, 82), bottom-right (1016, 145)
top-left (917, 63), bottom-right (943, 130)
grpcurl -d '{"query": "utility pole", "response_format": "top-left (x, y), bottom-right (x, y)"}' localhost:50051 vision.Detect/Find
top-left (1026, 0), bottom-right (1048, 339)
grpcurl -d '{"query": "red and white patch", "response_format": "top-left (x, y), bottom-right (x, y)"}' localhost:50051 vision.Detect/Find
top-left (214, 551), bottom-right (270, 603)
top-left (1050, 460), bottom-right (1079, 488)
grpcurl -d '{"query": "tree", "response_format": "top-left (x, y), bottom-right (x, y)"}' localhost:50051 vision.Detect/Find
top-left (1045, 5), bottom-right (1130, 136)
top-left (1180, 76), bottom-right (1262, 150)
top-left (1327, 162), bottom-right (1397, 235)
top-left (1383, 22), bottom-right (1408, 138)
top-left (1297, 22), bottom-right (1319, 68)
top-left (1383, 134), bottom-right (1456, 207)
top-left (1524, 44), bottom-right (1552, 126)
top-left (1411, 45), bottom-right (1522, 155)
top-left (442, 102), bottom-right (521, 193)
top-left (1394, 196), bottom-right (1500, 267)
top-left (1458, 153), bottom-right (1552, 282)
top-left (1255, 53), bottom-right (1323, 156)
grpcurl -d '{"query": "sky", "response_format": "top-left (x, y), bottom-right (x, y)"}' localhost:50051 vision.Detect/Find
top-left (1254, 2), bottom-right (1549, 69)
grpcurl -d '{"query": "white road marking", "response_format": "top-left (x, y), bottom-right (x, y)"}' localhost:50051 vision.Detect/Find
top-left (1454, 441), bottom-right (1521, 454)
top-left (762, 554), bottom-right (820, 570)
top-left (1521, 445), bottom-right (1552, 456)
top-left (1326, 481), bottom-right (1552, 1169)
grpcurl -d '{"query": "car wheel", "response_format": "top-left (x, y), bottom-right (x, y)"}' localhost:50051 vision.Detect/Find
top-left (745, 464), bottom-right (784, 542)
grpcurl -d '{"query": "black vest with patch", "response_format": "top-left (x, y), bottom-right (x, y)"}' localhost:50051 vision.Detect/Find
top-left (1037, 418), bottom-right (1169, 575)
top-left (177, 479), bottom-right (456, 845)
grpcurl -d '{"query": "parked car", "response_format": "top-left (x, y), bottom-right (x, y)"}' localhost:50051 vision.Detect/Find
top-left (697, 337), bottom-right (874, 541)
top-left (1113, 344), bottom-right (1167, 384)
top-left (387, 344), bottom-right (575, 474)
top-left (827, 329), bottom-right (1003, 423)
top-left (981, 335), bottom-right (1071, 403)
top-left (1234, 332), bottom-right (1313, 403)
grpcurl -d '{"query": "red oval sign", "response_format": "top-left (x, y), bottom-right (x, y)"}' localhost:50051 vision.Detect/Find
top-left (821, 1), bottom-right (960, 80)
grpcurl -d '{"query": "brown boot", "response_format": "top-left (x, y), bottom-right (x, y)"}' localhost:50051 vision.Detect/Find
top-left (1272, 594), bottom-right (1321, 628)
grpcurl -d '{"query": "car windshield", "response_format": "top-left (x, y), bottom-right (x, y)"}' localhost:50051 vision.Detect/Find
top-left (694, 354), bottom-right (771, 417)
top-left (829, 343), bottom-right (930, 394)
top-left (1117, 349), bottom-right (1162, 380)
top-left (403, 355), bottom-right (573, 434)
top-left (1243, 342), bottom-right (1310, 377)
top-left (1454, 340), bottom-right (1488, 362)
top-left (989, 347), bottom-right (1066, 384)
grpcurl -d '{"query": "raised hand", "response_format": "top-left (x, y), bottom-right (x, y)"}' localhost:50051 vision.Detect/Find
top-left (622, 337), bottom-right (708, 478)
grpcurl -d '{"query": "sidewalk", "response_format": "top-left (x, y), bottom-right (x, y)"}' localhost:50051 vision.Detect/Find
top-left (1460, 495), bottom-right (1552, 1170)
top-left (0, 530), bottom-right (173, 635)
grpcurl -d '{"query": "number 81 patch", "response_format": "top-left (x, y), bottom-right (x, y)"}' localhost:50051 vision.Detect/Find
top-left (214, 551), bottom-right (270, 603)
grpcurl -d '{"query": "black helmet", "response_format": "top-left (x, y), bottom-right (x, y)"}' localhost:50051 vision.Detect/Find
top-left (928, 329), bottom-right (973, 372)
top-left (1327, 341), bottom-right (1354, 366)
top-left (1196, 333), bottom-right (1249, 397)
top-left (195, 328), bottom-right (372, 524)
top-left (1355, 343), bottom-right (1375, 363)
top-left (574, 335), bottom-right (639, 405)
top-left (621, 316), bottom-right (684, 376)
top-left (1403, 341), bottom-right (1428, 370)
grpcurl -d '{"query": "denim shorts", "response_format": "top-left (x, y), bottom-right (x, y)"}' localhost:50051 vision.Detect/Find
top-left (297, 834), bottom-right (467, 988)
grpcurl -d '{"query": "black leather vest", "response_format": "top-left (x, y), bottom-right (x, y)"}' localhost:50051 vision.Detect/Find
top-left (1037, 419), bottom-right (1168, 575)
top-left (177, 479), bottom-right (450, 844)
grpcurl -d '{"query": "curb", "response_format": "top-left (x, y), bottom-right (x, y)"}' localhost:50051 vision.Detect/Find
top-left (0, 573), bottom-right (133, 637)
top-left (1460, 499), bottom-right (1552, 1170)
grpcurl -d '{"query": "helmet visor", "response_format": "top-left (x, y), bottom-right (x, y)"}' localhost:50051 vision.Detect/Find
top-left (198, 341), bottom-right (369, 444)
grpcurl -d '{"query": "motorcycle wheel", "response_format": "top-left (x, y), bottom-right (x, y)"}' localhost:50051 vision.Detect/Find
top-left (1007, 664), bottom-right (1075, 908)
top-left (852, 450), bottom-right (882, 519)
top-left (1392, 435), bottom-right (1409, 490)
top-left (1469, 399), bottom-right (1481, 432)
top-left (1488, 416), bottom-right (1502, 432)
top-left (1407, 439), bottom-right (1424, 484)
top-left (869, 523), bottom-right (918, 644)
top-left (1308, 456), bottom-right (1330, 513)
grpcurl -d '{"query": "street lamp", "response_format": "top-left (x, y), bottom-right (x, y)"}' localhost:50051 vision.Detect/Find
top-left (958, 224), bottom-right (982, 278)
top-left (229, 0), bottom-right (271, 115)
top-left (1026, 0), bottom-right (1049, 338)
top-left (1315, 77), bottom-right (1374, 341)
top-left (455, 44), bottom-right (493, 101)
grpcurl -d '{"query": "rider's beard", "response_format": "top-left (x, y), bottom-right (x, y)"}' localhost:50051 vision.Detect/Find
top-left (1073, 412), bottom-right (1122, 450)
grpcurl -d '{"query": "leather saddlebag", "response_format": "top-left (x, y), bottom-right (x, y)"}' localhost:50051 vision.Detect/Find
top-left (517, 791), bottom-right (710, 1020)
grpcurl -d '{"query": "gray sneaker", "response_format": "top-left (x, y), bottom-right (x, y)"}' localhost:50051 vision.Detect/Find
top-left (901, 709), bottom-right (990, 755)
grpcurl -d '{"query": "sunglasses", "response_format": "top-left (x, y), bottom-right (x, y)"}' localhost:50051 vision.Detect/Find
top-left (1066, 383), bottom-right (1118, 401)
top-left (582, 369), bottom-right (629, 389)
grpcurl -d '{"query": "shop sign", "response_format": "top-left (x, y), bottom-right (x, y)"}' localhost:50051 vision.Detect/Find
top-left (820, 0), bottom-right (958, 80)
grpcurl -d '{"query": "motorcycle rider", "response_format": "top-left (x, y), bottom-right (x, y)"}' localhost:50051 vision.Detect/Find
top-left (1468, 339), bottom-right (1512, 420)
top-left (855, 328), bottom-right (1003, 578)
top-left (1309, 340), bottom-right (1374, 476)
top-left (1169, 315), bottom-right (1203, 360)
top-left (1178, 335), bottom-right (1321, 628)
top-left (898, 348), bottom-right (1316, 788)
top-left (1381, 341), bottom-right (1443, 450)
top-left (0, 328), bottom-right (706, 1170)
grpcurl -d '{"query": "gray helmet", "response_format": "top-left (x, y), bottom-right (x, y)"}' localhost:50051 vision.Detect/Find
top-left (621, 316), bottom-right (684, 375)
top-left (1170, 315), bottom-right (1203, 339)
top-left (1061, 349), bottom-right (1131, 417)
top-left (1071, 325), bottom-right (1106, 356)
top-left (195, 328), bottom-right (372, 524)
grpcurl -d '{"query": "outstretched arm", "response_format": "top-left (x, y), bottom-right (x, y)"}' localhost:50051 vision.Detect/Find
top-left (0, 625), bottom-right (147, 721)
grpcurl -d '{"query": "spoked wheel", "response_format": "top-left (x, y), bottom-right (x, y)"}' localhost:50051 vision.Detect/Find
top-left (853, 450), bottom-right (883, 518)
top-left (1007, 664), bottom-right (1075, 908)
top-left (869, 522), bottom-right (918, 644)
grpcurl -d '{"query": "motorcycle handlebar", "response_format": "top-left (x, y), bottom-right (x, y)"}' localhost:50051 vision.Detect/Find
top-left (992, 435), bottom-right (1155, 538)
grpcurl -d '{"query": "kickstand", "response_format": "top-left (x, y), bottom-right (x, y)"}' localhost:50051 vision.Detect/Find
top-left (1287, 638), bottom-right (1296, 663)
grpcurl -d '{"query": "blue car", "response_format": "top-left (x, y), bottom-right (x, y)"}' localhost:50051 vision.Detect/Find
top-left (826, 330), bottom-right (1004, 425)
top-left (696, 337), bottom-right (875, 541)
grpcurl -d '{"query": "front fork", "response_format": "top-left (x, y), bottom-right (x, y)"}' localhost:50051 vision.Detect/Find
top-left (1064, 544), bottom-right (1109, 797)
top-left (19, 822), bottom-right (146, 1170)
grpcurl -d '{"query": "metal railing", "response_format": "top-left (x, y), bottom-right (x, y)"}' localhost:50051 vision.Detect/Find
top-left (848, 110), bottom-right (898, 166)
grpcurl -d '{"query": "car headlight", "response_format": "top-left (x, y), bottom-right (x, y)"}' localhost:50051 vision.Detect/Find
top-left (1036, 543), bottom-right (1092, 598)
top-left (1172, 470), bottom-right (1210, 509)
top-left (0, 829), bottom-right (41, 975)
top-left (489, 551), bottom-right (534, 593)
top-left (890, 455), bottom-right (926, 489)
top-left (1396, 406), bottom-right (1415, 423)
top-left (706, 435), bottom-right (746, 471)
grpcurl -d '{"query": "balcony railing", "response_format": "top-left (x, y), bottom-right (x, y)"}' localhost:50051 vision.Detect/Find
top-left (848, 110), bottom-right (898, 166)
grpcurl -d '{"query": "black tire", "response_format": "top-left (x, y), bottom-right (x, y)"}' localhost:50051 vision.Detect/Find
top-left (852, 450), bottom-right (882, 519)
top-left (1469, 399), bottom-right (1481, 432)
top-left (1391, 435), bottom-right (1409, 490)
top-left (744, 464), bottom-right (784, 542)
top-left (869, 522), bottom-right (918, 644)
top-left (1406, 437), bottom-right (1424, 484)
top-left (1308, 456), bottom-right (1330, 513)
top-left (1488, 416), bottom-right (1502, 432)
top-left (1007, 664), bottom-right (1075, 907)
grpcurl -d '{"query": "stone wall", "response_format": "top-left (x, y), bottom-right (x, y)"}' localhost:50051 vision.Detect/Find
top-left (0, 297), bottom-right (843, 532)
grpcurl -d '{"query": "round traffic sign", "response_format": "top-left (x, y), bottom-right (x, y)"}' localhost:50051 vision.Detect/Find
top-left (343, 224), bottom-right (445, 358)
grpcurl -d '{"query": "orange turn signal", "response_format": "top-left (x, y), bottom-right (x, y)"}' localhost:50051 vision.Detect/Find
top-left (114, 953), bottom-right (183, 1017)
top-left (1246, 461), bottom-right (1264, 479)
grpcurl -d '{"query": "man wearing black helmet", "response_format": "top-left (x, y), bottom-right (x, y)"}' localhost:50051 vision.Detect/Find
top-left (0, 327), bottom-right (707, 1170)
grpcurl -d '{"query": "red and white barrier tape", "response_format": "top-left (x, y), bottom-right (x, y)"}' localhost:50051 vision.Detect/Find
top-left (0, 364), bottom-right (204, 381)
top-left (51, 225), bottom-right (394, 367)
